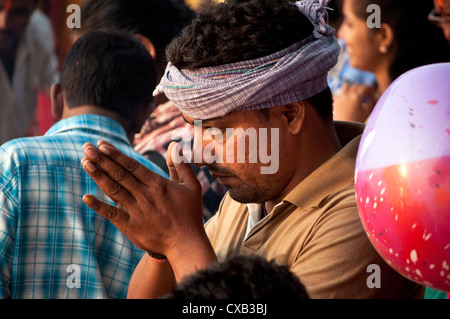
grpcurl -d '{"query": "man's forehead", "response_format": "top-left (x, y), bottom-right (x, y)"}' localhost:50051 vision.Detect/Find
top-left (182, 115), bottom-right (224, 126)
top-left (181, 108), bottom-right (269, 127)
top-left (182, 112), bottom-right (238, 126)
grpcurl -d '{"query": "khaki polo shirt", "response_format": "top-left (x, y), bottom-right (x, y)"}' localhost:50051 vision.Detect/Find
top-left (205, 124), bottom-right (424, 299)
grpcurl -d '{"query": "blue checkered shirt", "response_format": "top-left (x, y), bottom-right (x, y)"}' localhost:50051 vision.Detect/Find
top-left (0, 115), bottom-right (168, 299)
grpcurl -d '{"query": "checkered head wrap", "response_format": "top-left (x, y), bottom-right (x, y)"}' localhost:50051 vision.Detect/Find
top-left (154, 0), bottom-right (340, 120)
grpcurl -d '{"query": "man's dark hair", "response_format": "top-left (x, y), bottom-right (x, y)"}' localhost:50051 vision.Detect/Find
top-left (60, 30), bottom-right (156, 119)
top-left (166, 0), bottom-right (334, 122)
top-left (162, 255), bottom-right (310, 299)
top-left (79, 0), bottom-right (196, 53)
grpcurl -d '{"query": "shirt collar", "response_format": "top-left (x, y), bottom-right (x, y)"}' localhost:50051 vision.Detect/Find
top-left (283, 122), bottom-right (364, 210)
top-left (45, 114), bottom-right (130, 146)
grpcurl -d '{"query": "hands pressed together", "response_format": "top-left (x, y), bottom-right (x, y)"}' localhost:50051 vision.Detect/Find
top-left (81, 140), bottom-right (217, 282)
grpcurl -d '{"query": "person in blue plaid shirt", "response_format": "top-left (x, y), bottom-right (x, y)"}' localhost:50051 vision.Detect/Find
top-left (0, 30), bottom-right (167, 299)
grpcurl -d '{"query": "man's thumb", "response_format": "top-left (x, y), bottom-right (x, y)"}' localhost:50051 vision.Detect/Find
top-left (167, 142), bottom-right (198, 188)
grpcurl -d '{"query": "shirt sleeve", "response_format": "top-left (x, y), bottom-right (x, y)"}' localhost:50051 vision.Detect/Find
top-left (0, 149), bottom-right (19, 299)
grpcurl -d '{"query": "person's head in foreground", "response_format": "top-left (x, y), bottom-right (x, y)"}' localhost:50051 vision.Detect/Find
top-left (162, 255), bottom-right (310, 299)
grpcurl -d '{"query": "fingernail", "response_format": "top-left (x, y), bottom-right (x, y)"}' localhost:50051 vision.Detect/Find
top-left (83, 195), bottom-right (93, 205)
top-left (83, 195), bottom-right (97, 206)
top-left (99, 145), bottom-right (111, 156)
top-left (84, 147), bottom-right (98, 159)
top-left (83, 160), bottom-right (97, 173)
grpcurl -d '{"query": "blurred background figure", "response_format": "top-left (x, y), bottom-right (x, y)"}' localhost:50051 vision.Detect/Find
top-left (185, 0), bottom-right (214, 12)
top-left (0, 0), bottom-right (58, 145)
top-left (429, 0), bottom-right (450, 43)
top-left (334, 0), bottom-right (450, 123)
top-left (327, 0), bottom-right (377, 99)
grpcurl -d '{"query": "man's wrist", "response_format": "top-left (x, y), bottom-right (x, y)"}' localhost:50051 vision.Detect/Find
top-left (168, 232), bottom-right (218, 282)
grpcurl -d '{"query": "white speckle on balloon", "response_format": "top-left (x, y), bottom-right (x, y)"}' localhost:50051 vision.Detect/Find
top-left (445, 244), bottom-right (450, 250)
top-left (410, 250), bottom-right (418, 264)
top-left (423, 230), bottom-right (432, 241)
top-left (380, 187), bottom-right (386, 196)
top-left (416, 269), bottom-right (423, 277)
top-left (430, 264), bottom-right (435, 269)
top-left (366, 197), bottom-right (370, 204)
top-left (412, 223), bottom-right (417, 229)
top-left (358, 129), bottom-right (376, 161)
top-left (443, 260), bottom-right (449, 271)
top-left (389, 248), bottom-right (393, 254)
top-left (441, 270), bottom-right (445, 277)
top-left (369, 172), bottom-right (374, 180)
top-left (373, 202), bottom-right (378, 210)
top-left (378, 180), bottom-right (382, 186)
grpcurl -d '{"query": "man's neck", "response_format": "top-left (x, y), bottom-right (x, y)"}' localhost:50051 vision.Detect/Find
top-left (60, 105), bottom-right (135, 144)
top-left (264, 121), bottom-right (343, 214)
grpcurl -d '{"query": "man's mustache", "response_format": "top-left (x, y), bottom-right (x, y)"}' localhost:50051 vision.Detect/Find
top-left (207, 165), bottom-right (237, 178)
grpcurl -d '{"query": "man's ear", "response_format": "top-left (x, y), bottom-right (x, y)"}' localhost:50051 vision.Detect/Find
top-left (135, 34), bottom-right (157, 60)
top-left (50, 83), bottom-right (64, 121)
top-left (278, 102), bottom-right (306, 135)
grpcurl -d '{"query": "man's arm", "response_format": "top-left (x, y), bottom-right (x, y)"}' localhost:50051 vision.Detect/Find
top-left (81, 140), bottom-right (217, 296)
